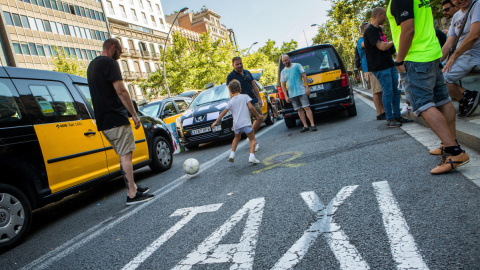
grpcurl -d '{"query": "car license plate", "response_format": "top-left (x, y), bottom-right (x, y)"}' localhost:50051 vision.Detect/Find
top-left (311, 84), bottom-right (324, 91)
top-left (191, 127), bottom-right (211, 135)
top-left (310, 93), bottom-right (317, 98)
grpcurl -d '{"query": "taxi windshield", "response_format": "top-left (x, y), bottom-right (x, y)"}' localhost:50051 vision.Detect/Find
top-left (189, 85), bottom-right (229, 108)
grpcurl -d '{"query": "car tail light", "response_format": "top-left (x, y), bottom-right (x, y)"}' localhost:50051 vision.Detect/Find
top-left (341, 73), bottom-right (349, 87)
top-left (278, 87), bottom-right (285, 99)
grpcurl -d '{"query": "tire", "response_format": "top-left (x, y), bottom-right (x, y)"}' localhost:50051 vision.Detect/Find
top-left (347, 104), bottom-right (357, 117)
top-left (284, 117), bottom-right (296, 128)
top-left (0, 184), bottom-right (32, 251)
top-left (149, 136), bottom-right (173, 172)
top-left (265, 106), bottom-right (274, 126)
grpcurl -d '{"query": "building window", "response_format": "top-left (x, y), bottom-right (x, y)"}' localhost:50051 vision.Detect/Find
top-left (74, 6), bottom-right (80, 15)
top-left (69, 25), bottom-right (75, 37)
top-left (141, 12), bottom-right (147, 24)
top-left (120, 5), bottom-right (127, 18)
top-left (99, 12), bottom-right (105, 21)
top-left (129, 0), bottom-right (134, 4)
top-left (51, 46), bottom-right (58, 57)
top-left (144, 62), bottom-right (151, 73)
top-left (44, 45), bottom-right (51, 56)
top-left (12, 43), bottom-right (22, 54)
top-left (35, 18), bottom-right (44, 31)
top-left (37, 45), bottom-right (45, 56)
top-left (131, 9), bottom-right (137, 21)
top-left (138, 0), bottom-right (144, 8)
top-left (37, 0), bottom-right (45, 7)
top-left (44, 0), bottom-right (51, 8)
top-left (50, 21), bottom-right (58, 34)
top-left (51, 0), bottom-right (58, 10)
top-left (106, 1), bottom-right (114, 14)
top-left (29, 43), bottom-right (38, 55)
top-left (3, 12), bottom-right (13, 26)
top-left (155, 4), bottom-right (160, 14)
top-left (85, 8), bottom-right (91, 18)
top-left (69, 48), bottom-right (75, 58)
top-left (20, 15), bottom-right (30, 29)
top-left (75, 48), bottom-right (82, 59)
top-left (74, 26), bottom-right (81, 37)
top-left (12, 14), bottom-right (22, 27)
top-left (80, 7), bottom-right (86, 17)
top-left (80, 27), bottom-right (87, 38)
top-left (56, 22), bottom-right (64, 35)
top-left (149, 43), bottom-right (155, 53)
top-left (21, 44), bottom-right (30, 55)
top-left (147, 0), bottom-right (152, 11)
top-left (43, 20), bottom-right (52, 32)
top-left (28, 17), bottom-right (37, 30)
top-left (150, 15), bottom-right (156, 27)
top-left (57, 1), bottom-right (64, 12)
top-left (64, 47), bottom-right (70, 58)
top-left (81, 49), bottom-right (87, 59)
top-left (86, 29), bottom-right (92, 39)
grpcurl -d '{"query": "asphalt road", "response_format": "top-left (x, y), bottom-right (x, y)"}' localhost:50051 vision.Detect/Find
top-left (2, 96), bottom-right (480, 269)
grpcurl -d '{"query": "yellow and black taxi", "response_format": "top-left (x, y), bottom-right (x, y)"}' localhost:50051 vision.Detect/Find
top-left (176, 81), bottom-right (274, 149)
top-left (277, 44), bottom-right (357, 128)
top-left (0, 67), bottom-right (174, 250)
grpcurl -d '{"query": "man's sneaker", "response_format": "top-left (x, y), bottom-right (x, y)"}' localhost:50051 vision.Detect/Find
top-left (311, 126), bottom-right (317, 131)
top-left (137, 185), bottom-right (149, 193)
top-left (395, 117), bottom-right (413, 123)
top-left (429, 144), bottom-right (444, 155)
top-left (464, 90), bottom-right (479, 116)
top-left (255, 143), bottom-right (260, 152)
top-left (249, 156), bottom-right (260, 164)
top-left (401, 104), bottom-right (411, 115)
top-left (377, 112), bottom-right (386, 120)
top-left (228, 153), bottom-right (235, 162)
top-left (126, 191), bottom-right (155, 205)
top-left (386, 119), bottom-right (402, 127)
top-left (458, 99), bottom-right (467, 117)
top-left (300, 127), bottom-right (309, 133)
top-left (430, 152), bottom-right (469, 175)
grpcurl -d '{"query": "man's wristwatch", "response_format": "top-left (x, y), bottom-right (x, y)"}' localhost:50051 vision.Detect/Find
top-left (394, 60), bottom-right (404, 66)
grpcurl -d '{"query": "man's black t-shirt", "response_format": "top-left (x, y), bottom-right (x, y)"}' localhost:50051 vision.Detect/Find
top-left (226, 69), bottom-right (258, 104)
top-left (87, 56), bottom-right (129, 131)
top-left (363, 24), bottom-right (395, 72)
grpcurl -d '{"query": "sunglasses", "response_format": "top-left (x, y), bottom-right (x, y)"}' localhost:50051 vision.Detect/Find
top-left (443, 7), bottom-right (451, 12)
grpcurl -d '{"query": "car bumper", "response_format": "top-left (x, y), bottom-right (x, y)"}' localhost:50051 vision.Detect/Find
top-left (180, 119), bottom-right (235, 146)
top-left (281, 96), bottom-right (354, 118)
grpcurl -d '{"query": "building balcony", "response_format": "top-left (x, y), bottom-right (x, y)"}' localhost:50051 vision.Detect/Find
top-left (152, 52), bottom-right (160, 60)
top-left (130, 49), bottom-right (141, 58)
top-left (141, 50), bottom-right (152, 59)
top-left (139, 72), bottom-right (150, 79)
top-left (123, 71), bottom-right (138, 80)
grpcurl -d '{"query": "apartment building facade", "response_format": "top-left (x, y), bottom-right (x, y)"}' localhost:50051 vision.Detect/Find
top-left (0, 0), bottom-right (109, 70)
top-left (102, 0), bottom-right (168, 101)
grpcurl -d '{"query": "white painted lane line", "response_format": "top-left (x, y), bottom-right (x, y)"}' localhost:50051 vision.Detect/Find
top-left (122, 203), bottom-right (223, 270)
top-left (372, 181), bottom-right (429, 270)
top-left (172, 198), bottom-right (265, 270)
top-left (272, 186), bottom-right (369, 270)
top-left (22, 120), bottom-right (284, 270)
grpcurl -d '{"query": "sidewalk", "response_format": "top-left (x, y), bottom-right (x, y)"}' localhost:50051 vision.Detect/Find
top-left (353, 86), bottom-right (480, 153)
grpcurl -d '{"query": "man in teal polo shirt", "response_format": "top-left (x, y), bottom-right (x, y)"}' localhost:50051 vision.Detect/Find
top-left (387, 0), bottom-right (469, 174)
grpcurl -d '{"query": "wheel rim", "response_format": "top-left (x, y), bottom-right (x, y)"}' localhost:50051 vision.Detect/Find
top-left (155, 140), bottom-right (171, 166)
top-left (269, 107), bottom-right (274, 121)
top-left (0, 193), bottom-right (25, 244)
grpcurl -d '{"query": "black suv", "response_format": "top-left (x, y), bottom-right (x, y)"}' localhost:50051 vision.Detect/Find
top-left (277, 44), bottom-right (357, 128)
top-left (0, 67), bottom-right (174, 250)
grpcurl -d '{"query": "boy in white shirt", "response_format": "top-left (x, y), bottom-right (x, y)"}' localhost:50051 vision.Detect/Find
top-left (211, 79), bottom-right (262, 164)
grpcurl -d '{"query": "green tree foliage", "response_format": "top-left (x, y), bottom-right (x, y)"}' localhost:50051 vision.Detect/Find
top-left (141, 32), bottom-right (297, 99)
top-left (51, 46), bottom-right (87, 78)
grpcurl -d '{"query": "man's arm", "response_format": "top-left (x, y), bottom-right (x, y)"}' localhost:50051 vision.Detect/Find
top-left (444, 22), bottom-right (480, 73)
top-left (376, 40), bottom-right (394, 51)
top-left (113, 80), bottom-right (141, 129)
top-left (301, 72), bottom-right (311, 95)
top-left (281, 81), bottom-right (289, 103)
top-left (441, 36), bottom-right (456, 61)
top-left (251, 80), bottom-right (264, 107)
top-left (247, 101), bottom-right (262, 127)
top-left (394, 18), bottom-right (415, 72)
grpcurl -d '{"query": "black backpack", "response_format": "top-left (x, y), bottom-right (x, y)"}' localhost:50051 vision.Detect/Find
top-left (354, 46), bottom-right (362, 69)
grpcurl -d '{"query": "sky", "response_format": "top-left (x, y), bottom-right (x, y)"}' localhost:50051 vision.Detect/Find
top-left (161, 0), bottom-right (331, 51)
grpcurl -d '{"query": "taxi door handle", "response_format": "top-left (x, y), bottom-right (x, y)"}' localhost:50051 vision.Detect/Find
top-left (84, 131), bottom-right (96, 136)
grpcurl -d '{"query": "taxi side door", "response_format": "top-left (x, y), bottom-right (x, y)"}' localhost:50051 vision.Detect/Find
top-left (13, 79), bottom-right (109, 194)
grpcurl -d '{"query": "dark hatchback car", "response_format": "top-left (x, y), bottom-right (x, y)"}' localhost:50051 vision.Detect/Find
top-left (277, 44), bottom-right (357, 128)
top-left (0, 67), bottom-right (173, 250)
top-left (176, 84), bottom-right (273, 149)
top-left (139, 96), bottom-right (192, 125)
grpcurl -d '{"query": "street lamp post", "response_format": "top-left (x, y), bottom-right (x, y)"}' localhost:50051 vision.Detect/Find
top-left (303, 30), bottom-right (309, 47)
top-left (246, 42), bottom-right (258, 55)
top-left (162, 7), bottom-right (188, 97)
top-left (227, 28), bottom-right (238, 51)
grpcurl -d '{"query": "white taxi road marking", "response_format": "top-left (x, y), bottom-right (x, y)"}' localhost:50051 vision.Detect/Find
top-left (373, 181), bottom-right (429, 270)
top-left (122, 203), bottom-right (223, 270)
top-left (21, 120), bottom-right (284, 270)
top-left (272, 186), bottom-right (369, 270)
top-left (172, 198), bottom-right (265, 270)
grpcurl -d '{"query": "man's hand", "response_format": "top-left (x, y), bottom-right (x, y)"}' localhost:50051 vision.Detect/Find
top-left (396, 64), bottom-right (406, 73)
top-left (258, 99), bottom-right (264, 107)
top-left (285, 96), bottom-right (290, 103)
top-left (305, 86), bottom-right (311, 96)
top-left (132, 115), bottom-right (141, 129)
top-left (442, 55), bottom-right (457, 73)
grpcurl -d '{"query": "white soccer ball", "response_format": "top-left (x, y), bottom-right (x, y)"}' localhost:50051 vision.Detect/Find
top-left (183, 158), bottom-right (200, 175)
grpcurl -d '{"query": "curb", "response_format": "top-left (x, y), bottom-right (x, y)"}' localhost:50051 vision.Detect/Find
top-left (353, 87), bottom-right (480, 153)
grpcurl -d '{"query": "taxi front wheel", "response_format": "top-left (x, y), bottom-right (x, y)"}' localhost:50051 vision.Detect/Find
top-left (149, 136), bottom-right (173, 172)
top-left (0, 184), bottom-right (32, 251)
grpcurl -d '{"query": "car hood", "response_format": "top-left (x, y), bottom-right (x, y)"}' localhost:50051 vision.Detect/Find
top-left (181, 100), bottom-right (229, 127)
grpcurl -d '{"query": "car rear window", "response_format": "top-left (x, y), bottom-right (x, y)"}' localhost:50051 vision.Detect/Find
top-left (280, 47), bottom-right (341, 75)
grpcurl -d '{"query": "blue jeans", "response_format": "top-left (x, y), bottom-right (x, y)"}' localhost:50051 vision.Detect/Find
top-left (374, 66), bottom-right (401, 120)
top-left (404, 59), bottom-right (451, 116)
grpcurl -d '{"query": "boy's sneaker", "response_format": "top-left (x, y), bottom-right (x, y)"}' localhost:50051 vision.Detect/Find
top-left (311, 126), bottom-right (317, 131)
top-left (430, 152), bottom-right (469, 175)
top-left (386, 119), bottom-right (402, 127)
top-left (255, 143), bottom-right (260, 152)
top-left (228, 153), bottom-right (235, 162)
top-left (463, 90), bottom-right (479, 116)
top-left (137, 185), bottom-right (149, 193)
top-left (395, 117), bottom-right (413, 123)
top-left (126, 191), bottom-right (155, 205)
top-left (249, 156), bottom-right (260, 164)
top-left (300, 127), bottom-right (309, 133)
top-left (401, 104), bottom-right (411, 115)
